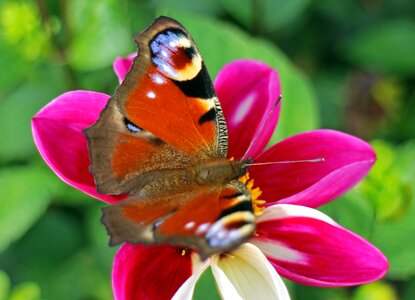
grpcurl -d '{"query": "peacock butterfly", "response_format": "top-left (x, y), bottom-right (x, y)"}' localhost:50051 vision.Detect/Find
top-left (84, 16), bottom-right (256, 259)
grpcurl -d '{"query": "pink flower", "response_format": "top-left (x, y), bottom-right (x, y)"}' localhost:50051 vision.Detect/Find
top-left (32, 57), bottom-right (388, 299)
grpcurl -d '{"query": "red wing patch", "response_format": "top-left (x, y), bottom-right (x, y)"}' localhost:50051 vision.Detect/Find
top-left (156, 181), bottom-right (255, 259)
top-left (123, 64), bottom-right (218, 156)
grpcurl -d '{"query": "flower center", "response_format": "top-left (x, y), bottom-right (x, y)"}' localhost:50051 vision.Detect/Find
top-left (239, 172), bottom-right (265, 216)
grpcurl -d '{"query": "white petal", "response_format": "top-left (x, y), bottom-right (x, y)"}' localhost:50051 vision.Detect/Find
top-left (251, 239), bottom-right (304, 264)
top-left (211, 243), bottom-right (290, 300)
top-left (258, 204), bottom-right (336, 225)
top-left (172, 254), bottom-right (210, 300)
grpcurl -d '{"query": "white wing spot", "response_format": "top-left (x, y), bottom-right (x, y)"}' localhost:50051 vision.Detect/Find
top-left (185, 221), bottom-right (195, 230)
top-left (216, 230), bottom-right (226, 240)
top-left (147, 91), bottom-right (156, 99)
top-left (161, 50), bottom-right (170, 58)
top-left (196, 223), bottom-right (209, 234)
top-left (206, 222), bottom-right (224, 239)
top-left (151, 74), bottom-right (166, 85)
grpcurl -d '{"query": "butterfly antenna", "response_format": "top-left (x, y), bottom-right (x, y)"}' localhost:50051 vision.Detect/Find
top-left (244, 157), bottom-right (325, 167)
top-left (241, 96), bottom-right (281, 161)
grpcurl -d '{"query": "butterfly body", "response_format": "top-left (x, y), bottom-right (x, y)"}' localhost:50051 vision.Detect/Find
top-left (121, 158), bottom-right (248, 199)
top-left (85, 17), bottom-right (256, 259)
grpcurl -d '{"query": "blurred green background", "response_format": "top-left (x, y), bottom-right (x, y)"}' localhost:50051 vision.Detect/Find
top-left (0, 0), bottom-right (414, 299)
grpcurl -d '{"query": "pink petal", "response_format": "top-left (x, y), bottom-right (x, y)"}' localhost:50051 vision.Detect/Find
top-left (251, 204), bottom-right (388, 287)
top-left (250, 129), bottom-right (376, 207)
top-left (32, 90), bottom-right (124, 204)
top-left (113, 244), bottom-right (193, 300)
top-left (214, 60), bottom-right (281, 159)
top-left (113, 54), bottom-right (136, 84)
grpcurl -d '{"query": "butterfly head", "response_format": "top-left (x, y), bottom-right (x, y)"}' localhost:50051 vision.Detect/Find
top-left (237, 158), bottom-right (253, 176)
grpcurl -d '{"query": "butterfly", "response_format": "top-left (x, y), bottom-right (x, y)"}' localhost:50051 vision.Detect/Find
top-left (84, 16), bottom-right (256, 259)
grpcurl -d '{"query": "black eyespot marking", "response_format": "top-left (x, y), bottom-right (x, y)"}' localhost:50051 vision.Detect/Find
top-left (124, 118), bottom-right (142, 133)
top-left (173, 63), bottom-right (215, 99)
top-left (184, 46), bottom-right (196, 59)
top-left (219, 201), bottom-right (253, 219)
top-left (167, 28), bottom-right (185, 38)
top-left (198, 108), bottom-right (216, 125)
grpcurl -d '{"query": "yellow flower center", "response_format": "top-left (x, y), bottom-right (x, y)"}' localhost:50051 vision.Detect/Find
top-left (178, 248), bottom-right (190, 256)
top-left (239, 172), bottom-right (265, 216)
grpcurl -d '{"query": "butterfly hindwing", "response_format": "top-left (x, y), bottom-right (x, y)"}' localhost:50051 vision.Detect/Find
top-left (101, 180), bottom-right (255, 259)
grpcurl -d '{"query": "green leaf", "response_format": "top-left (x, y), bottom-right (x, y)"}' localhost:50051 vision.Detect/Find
top-left (8, 282), bottom-right (41, 300)
top-left (0, 270), bottom-right (10, 300)
top-left (0, 208), bottom-right (106, 300)
top-left (393, 140), bottom-right (415, 181)
top-left (218, 0), bottom-right (311, 32)
top-left (0, 165), bottom-right (59, 253)
top-left (0, 64), bottom-right (67, 163)
top-left (52, 183), bottom-right (96, 206)
top-left (6, 208), bottom-right (84, 275)
top-left (371, 195), bottom-right (415, 279)
top-left (293, 284), bottom-right (348, 300)
top-left (312, 70), bottom-right (348, 130)
top-left (68, 0), bottom-right (132, 71)
top-left (0, 41), bottom-right (29, 93)
top-left (194, 267), bottom-right (221, 300)
top-left (342, 20), bottom-right (415, 75)
top-left (403, 276), bottom-right (415, 300)
top-left (314, 1), bottom-right (368, 26)
top-left (361, 140), bottom-right (413, 222)
top-left (85, 204), bottom-right (117, 264)
top-left (352, 281), bottom-right (398, 300)
top-left (157, 0), bottom-right (223, 17)
top-left (366, 140), bottom-right (415, 279)
top-left (158, 14), bottom-right (319, 139)
top-left (46, 251), bottom-right (113, 300)
top-left (320, 191), bottom-right (375, 239)
top-left (0, 1), bottom-right (51, 93)
top-left (270, 69), bottom-right (319, 142)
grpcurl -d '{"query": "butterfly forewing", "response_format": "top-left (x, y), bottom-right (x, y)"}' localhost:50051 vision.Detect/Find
top-left (85, 17), bottom-right (227, 194)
